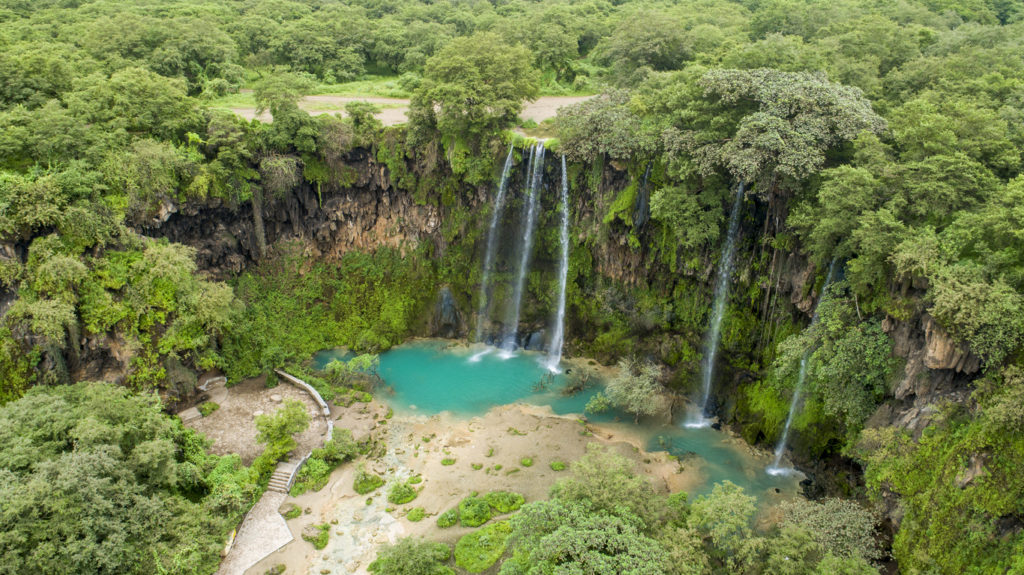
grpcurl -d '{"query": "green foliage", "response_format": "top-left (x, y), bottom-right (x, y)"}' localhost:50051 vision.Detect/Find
top-left (302, 523), bottom-right (330, 550)
top-left (440, 458), bottom-right (455, 466)
top-left (518, 457), bottom-right (533, 468)
top-left (778, 498), bottom-right (881, 563)
top-left (549, 461), bottom-right (566, 471)
top-left (406, 507), bottom-right (426, 522)
top-left (198, 401), bottom-right (219, 417)
top-left (436, 508), bottom-right (459, 529)
top-left (369, 538), bottom-right (453, 575)
top-left (501, 500), bottom-right (670, 575)
top-left (354, 465), bottom-right (385, 495)
top-left (291, 430), bottom-right (358, 497)
top-left (0, 382), bottom-right (257, 575)
top-left (854, 365), bottom-right (1024, 573)
top-left (552, 444), bottom-right (658, 527)
top-left (410, 32), bottom-right (540, 145)
top-left (455, 521), bottom-right (512, 573)
top-left (484, 491), bottom-right (525, 514)
top-left (604, 357), bottom-right (664, 422)
top-left (388, 480), bottom-right (419, 505)
top-left (459, 496), bottom-right (493, 528)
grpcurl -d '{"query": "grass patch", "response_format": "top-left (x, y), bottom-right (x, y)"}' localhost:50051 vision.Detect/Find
top-left (549, 461), bottom-right (566, 471)
top-left (471, 463), bottom-right (483, 470)
top-left (519, 457), bottom-right (533, 467)
top-left (198, 401), bottom-right (219, 417)
top-left (454, 521), bottom-right (512, 573)
top-left (441, 458), bottom-right (456, 466)
top-left (406, 507), bottom-right (426, 522)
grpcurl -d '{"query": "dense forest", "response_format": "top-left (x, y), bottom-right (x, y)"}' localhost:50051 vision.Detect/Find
top-left (1, 0), bottom-right (1022, 573)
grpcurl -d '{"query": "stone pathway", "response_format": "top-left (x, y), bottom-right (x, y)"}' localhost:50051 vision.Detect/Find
top-left (216, 492), bottom-right (292, 575)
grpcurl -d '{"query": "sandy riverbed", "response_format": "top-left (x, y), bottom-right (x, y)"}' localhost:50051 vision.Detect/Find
top-left (243, 396), bottom-right (793, 575)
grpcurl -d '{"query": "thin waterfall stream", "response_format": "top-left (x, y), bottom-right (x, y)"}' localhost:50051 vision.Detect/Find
top-left (544, 155), bottom-right (570, 372)
top-left (473, 146), bottom-right (515, 347)
top-left (687, 184), bottom-right (746, 427)
top-left (501, 143), bottom-right (545, 355)
top-left (767, 259), bottom-right (838, 475)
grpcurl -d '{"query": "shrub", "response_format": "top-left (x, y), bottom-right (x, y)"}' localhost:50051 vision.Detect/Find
top-left (408, 475), bottom-right (423, 485)
top-left (441, 458), bottom-right (456, 466)
top-left (290, 457), bottom-right (331, 496)
top-left (471, 463), bottom-right (483, 470)
top-left (302, 523), bottom-right (330, 550)
top-left (369, 538), bottom-right (453, 575)
top-left (354, 465), bottom-right (384, 494)
top-left (455, 521), bottom-right (512, 573)
top-left (485, 491), bottom-right (525, 514)
top-left (388, 481), bottom-right (418, 505)
top-left (519, 457), bottom-right (533, 467)
top-left (198, 401), bottom-right (219, 417)
top-left (549, 461), bottom-right (566, 471)
top-left (437, 508), bottom-right (459, 528)
top-left (459, 496), bottom-right (492, 527)
top-left (282, 506), bottom-right (302, 520)
top-left (407, 507), bottom-right (426, 522)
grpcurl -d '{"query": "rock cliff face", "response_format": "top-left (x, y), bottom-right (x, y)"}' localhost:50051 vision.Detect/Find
top-left (147, 149), bottom-right (460, 280)
top-left (138, 146), bottom-right (983, 503)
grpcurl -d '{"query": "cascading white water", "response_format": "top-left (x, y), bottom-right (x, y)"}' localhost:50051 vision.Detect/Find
top-left (767, 259), bottom-right (838, 475)
top-left (474, 146), bottom-right (516, 345)
top-left (687, 184), bottom-right (746, 427)
top-left (544, 155), bottom-right (570, 372)
top-left (501, 143), bottom-right (545, 354)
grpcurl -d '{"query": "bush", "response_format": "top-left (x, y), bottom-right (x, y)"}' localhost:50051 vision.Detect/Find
top-left (454, 521), bottom-right (512, 573)
top-left (369, 538), bottom-right (453, 575)
top-left (459, 496), bottom-right (492, 527)
top-left (302, 523), bottom-right (330, 550)
top-left (485, 491), bottom-right (525, 514)
top-left (388, 481), bottom-right (418, 505)
top-left (290, 457), bottom-right (331, 496)
top-left (354, 465), bottom-right (384, 494)
top-left (549, 461), bottom-right (566, 471)
top-left (407, 507), bottom-right (426, 522)
top-left (441, 457), bottom-right (456, 466)
top-left (198, 401), bottom-right (219, 417)
top-left (437, 508), bottom-right (459, 528)
top-left (519, 457), bottom-right (533, 467)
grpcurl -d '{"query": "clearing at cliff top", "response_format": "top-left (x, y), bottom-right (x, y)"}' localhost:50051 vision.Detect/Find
top-left (222, 95), bottom-right (592, 125)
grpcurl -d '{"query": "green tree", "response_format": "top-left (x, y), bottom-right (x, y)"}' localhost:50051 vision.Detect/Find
top-left (409, 32), bottom-right (539, 146)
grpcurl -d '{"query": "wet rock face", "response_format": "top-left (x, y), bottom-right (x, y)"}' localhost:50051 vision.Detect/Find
top-left (141, 148), bottom-right (465, 280)
top-left (431, 286), bottom-right (463, 339)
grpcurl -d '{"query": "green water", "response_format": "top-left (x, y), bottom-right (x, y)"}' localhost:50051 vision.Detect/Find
top-left (313, 340), bottom-right (800, 496)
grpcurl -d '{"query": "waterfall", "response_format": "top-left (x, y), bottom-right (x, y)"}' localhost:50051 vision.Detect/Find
top-left (502, 143), bottom-right (545, 354)
top-left (544, 155), bottom-right (570, 372)
top-left (633, 163), bottom-right (652, 230)
top-left (474, 145), bottom-right (515, 344)
top-left (687, 184), bottom-right (746, 427)
top-left (767, 259), bottom-right (838, 475)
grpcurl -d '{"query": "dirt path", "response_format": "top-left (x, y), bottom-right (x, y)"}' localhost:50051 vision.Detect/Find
top-left (186, 377), bottom-right (328, 465)
top-left (226, 95), bottom-right (592, 126)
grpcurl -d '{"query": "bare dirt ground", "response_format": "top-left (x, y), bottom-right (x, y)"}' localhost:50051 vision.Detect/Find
top-left (244, 399), bottom-right (780, 575)
top-left (227, 95), bottom-right (592, 126)
top-left (186, 377), bottom-right (328, 464)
